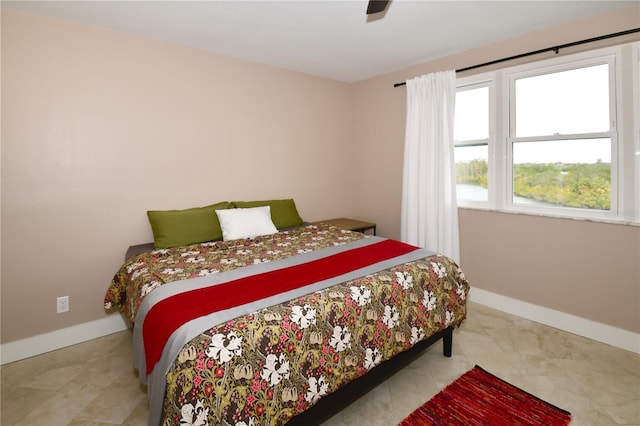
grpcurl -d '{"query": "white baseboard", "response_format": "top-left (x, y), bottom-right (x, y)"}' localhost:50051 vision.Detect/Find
top-left (0, 314), bottom-right (129, 365)
top-left (1, 289), bottom-right (637, 365)
top-left (469, 286), bottom-right (640, 354)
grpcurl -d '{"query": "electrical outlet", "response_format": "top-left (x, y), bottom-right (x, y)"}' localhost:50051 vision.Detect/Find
top-left (56, 296), bottom-right (69, 313)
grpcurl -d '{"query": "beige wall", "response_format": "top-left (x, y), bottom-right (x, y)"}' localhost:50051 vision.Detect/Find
top-left (458, 209), bottom-right (639, 331)
top-left (1, 10), bottom-right (357, 343)
top-left (2, 5), bottom-right (639, 346)
top-left (351, 5), bottom-right (640, 333)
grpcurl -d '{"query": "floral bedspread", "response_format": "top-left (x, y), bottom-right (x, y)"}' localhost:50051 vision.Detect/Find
top-left (104, 224), bottom-right (469, 426)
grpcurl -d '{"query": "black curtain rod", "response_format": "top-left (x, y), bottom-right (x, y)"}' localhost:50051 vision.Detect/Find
top-left (393, 28), bottom-right (640, 88)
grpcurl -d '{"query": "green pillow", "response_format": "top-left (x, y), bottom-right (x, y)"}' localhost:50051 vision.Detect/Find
top-left (231, 199), bottom-right (303, 230)
top-left (147, 201), bottom-right (233, 249)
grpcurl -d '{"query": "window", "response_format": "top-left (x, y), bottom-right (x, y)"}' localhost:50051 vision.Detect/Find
top-left (511, 139), bottom-right (611, 210)
top-left (509, 61), bottom-right (614, 212)
top-left (454, 83), bottom-right (491, 204)
top-left (513, 64), bottom-right (610, 137)
top-left (454, 42), bottom-right (639, 223)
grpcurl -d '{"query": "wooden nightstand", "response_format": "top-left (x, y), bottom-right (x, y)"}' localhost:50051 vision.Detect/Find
top-left (316, 218), bottom-right (377, 236)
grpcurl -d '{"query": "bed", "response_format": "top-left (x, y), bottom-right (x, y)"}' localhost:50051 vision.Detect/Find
top-left (104, 201), bottom-right (469, 426)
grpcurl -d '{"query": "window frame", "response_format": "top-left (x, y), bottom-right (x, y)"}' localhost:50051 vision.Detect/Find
top-left (453, 42), bottom-right (639, 224)
top-left (633, 44), bottom-right (640, 222)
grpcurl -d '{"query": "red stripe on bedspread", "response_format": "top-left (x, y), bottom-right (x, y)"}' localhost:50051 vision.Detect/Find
top-left (143, 239), bottom-right (418, 375)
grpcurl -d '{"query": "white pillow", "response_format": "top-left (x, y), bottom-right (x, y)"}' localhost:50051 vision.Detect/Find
top-left (215, 206), bottom-right (278, 241)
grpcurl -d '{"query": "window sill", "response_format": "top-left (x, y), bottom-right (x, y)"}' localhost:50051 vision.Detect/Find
top-left (458, 206), bottom-right (640, 227)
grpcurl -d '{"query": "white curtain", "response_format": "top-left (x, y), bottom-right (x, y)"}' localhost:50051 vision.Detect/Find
top-left (400, 70), bottom-right (460, 263)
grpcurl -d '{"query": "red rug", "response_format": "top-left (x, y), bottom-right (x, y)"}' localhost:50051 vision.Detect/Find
top-left (399, 365), bottom-right (571, 426)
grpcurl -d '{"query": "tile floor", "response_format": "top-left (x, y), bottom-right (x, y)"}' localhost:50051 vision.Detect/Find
top-left (1, 302), bottom-right (638, 426)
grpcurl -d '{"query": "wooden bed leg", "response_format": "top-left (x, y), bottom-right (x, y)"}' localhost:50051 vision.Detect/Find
top-left (443, 328), bottom-right (453, 357)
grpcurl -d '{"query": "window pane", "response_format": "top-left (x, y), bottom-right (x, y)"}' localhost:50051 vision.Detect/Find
top-left (455, 86), bottom-right (489, 141)
top-left (512, 138), bottom-right (611, 210)
top-left (515, 64), bottom-right (609, 137)
top-left (455, 145), bottom-right (488, 202)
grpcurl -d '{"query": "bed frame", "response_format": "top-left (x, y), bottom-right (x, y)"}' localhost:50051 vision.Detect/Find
top-left (288, 327), bottom-right (453, 425)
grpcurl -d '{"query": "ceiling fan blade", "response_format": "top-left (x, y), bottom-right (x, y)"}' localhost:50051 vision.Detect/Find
top-left (366, 0), bottom-right (389, 15)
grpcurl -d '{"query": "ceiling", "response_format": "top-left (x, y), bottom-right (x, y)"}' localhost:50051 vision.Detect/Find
top-left (3, 0), bottom-right (636, 82)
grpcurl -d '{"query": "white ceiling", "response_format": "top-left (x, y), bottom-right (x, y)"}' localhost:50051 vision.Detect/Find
top-left (3, 0), bottom-right (636, 82)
